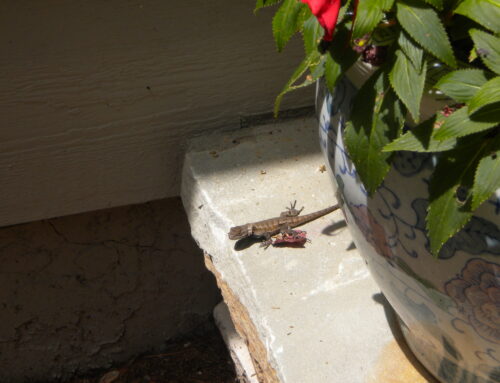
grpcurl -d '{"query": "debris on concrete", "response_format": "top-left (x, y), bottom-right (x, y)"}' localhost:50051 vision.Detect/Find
top-left (182, 117), bottom-right (435, 383)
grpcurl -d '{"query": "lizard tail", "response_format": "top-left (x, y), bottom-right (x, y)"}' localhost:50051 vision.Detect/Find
top-left (291, 204), bottom-right (340, 227)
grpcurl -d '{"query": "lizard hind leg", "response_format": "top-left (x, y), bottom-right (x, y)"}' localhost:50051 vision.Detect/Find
top-left (260, 232), bottom-right (273, 249)
top-left (280, 200), bottom-right (304, 217)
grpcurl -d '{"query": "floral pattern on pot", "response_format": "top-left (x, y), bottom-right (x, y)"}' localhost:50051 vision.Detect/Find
top-left (317, 75), bottom-right (500, 383)
top-left (445, 259), bottom-right (500, 345)
top-left (348, 204), bottom-right (394, 260)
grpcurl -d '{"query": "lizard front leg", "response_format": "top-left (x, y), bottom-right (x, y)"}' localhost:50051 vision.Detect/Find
top-left (279, 223), bottom-right (294, 235)
top-left (280, 200), bottom-right (304, 218)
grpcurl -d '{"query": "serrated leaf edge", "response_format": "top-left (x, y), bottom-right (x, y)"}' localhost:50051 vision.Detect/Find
top-left (255, 0), bottom-right (283, 13)
top-left (397, 1), bottom-right (457, 68)
top-left (272, 0), bottom-right (303, 52)
top-left (421, 0), bottom-right (443, 10)
top-left (426, 199), bottom-right (473, 256)
top-left (470, 29), bottom-right (500, 75)
top-left (426, 140), bottom-right (490, 255)
top-left (455, 0), bottom-right (500, 34)
top-left (433, 107), bottom-right (498, 140)
top-left (389, 51), bottom-right (426, 122)
top-left (435, 69), bottom-right (488, 90)
top-left (471, 145), bottom-right (500, 210)
top-left (468, 77), bottom-right (500, 114)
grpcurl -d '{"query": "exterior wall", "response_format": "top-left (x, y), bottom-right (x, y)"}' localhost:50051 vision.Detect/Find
top-left (0, 2), bottom-right (312, 380)
top-left (0, 0), bottom-right (312, 228)
top-left (0, 197), bottom-right (220, 382)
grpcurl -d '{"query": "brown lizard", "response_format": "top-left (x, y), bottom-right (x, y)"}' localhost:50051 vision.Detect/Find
top-left (228, 201), bottom-right (340, 242)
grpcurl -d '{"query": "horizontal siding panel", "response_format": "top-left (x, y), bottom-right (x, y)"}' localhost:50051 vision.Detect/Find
top-left (0, 0), bottom-right (312, 227)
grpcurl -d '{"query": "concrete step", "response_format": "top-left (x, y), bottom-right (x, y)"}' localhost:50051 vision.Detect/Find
top-left (214, 301), bottom-right (259, 383)
top-left (181, 117), bottom-right (435, 383)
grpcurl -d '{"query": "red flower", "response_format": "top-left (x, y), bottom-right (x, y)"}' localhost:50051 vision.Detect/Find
top-left (301, 0), bottom-right (342, 41)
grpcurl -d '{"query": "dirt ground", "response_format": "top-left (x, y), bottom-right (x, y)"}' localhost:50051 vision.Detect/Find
top-left (69, 321), bottom-right (239, 383)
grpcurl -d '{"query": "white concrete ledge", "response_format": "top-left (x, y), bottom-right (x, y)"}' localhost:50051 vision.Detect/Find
top-left (181, 117), bottom-right (435, 383)
top-left (214, 301), bottom-right (259, 383)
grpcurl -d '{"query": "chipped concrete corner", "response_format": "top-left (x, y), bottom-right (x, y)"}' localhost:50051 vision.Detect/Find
top-left (0, 198), bottom-right (220, 382)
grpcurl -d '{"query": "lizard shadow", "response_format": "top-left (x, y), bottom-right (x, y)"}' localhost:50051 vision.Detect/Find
top-left (234, 237), bottom-right (263, 251)
top-left (234, 237), bottom-right (307, 251)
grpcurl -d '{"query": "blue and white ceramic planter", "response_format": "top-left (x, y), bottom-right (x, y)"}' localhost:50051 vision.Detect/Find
top-left (317, 73), bottom-right (500, 383)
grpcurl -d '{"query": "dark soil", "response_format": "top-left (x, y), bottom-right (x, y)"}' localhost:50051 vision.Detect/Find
top-left (69, 321), bottom-right (238, 383)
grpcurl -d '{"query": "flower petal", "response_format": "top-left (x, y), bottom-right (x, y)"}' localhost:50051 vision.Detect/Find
top-left (302, 0), bottom-right (341, 41)
top-left (317, 0), bottom-right (341, 41)
top-left (301, 0), bottom-right (329, 15)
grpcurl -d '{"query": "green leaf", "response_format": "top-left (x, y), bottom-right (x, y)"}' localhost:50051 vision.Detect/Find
top-left (470, 29), bottom-right (500, 75)
top-left (398, 31), bottom-right (423, 71)
top-left (427, 136), bottom-right (493, 256)
top-left (419, 0), bottom-right (443, 10)
top-left (426, 60), bottom-right (453, 88)
top-left (396, 0), bottom-right (456, 67)
top-left (310, 54), bottom-right (326, 79)
top-left (272, 0), bottom-right (305, 52)
top-left (455, 0), bottom-right (500, 34)
top-left (324, 26), bottom-right (359, 92)
top-left (380, 0), bottom-right (396, 10)
top-left (434, 106), bottom-right (499, 140)
top-left (297, 5), bottom-right (312, 30)
top-left (372, 24), bottom-right (399, 46)
top-left (468, 77), bottom-right (500, 114)
top-left (471, 135), bottom-right (500, 210)
top-left (274, 51), bottom-right (321, 116)
top-left (344, 71), bottom-right (406, 193)
top-left (352, 0), bottom-right (385, 40)
top-left (302, 15), bottom-right (322, 55)
top-left (255, 0), bottom-right (282, 12)
top-left (383, 115), bottom-right (457, 152)
top-left (389, 49), bottom-right (427, 121)
top-left (435, 69), bottom-right (492, 102)
top-left (338, 0), bottom-right (354, 22)
top-left (324, 54), bottom-right (342, 93)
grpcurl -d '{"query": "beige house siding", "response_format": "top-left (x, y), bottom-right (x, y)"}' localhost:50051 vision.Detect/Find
top-left (0, 0), bottom-right (312, 227)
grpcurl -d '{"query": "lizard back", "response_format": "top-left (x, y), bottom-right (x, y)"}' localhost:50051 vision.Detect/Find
top-left (251, 204), bottom-right (339, 237)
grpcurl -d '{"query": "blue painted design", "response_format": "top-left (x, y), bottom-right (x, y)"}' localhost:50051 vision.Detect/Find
top-left (488, 198), bottom-right (500, 215)
top-left (317, 76), bottom-right (500, 383)
top-left (475, 348), bottom-right (500, 365)
top-left (392, 151), bottom-right (432, 177)
top-left (375, 184), bottom-right (428, 258)
top-left (440, 217), bottom-right (500, 259)
top-left (396, 284), bottom-right (437, 324)
top-left (322, 78), bottom-right (367, 195)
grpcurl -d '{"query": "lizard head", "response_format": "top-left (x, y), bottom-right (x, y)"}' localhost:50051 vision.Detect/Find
top-left (228, 224), bottom-right (252, 240)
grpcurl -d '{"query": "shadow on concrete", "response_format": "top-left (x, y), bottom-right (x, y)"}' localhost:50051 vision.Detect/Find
top-left (321, 219), bottom-right (357, 251)
top-left (185, 118), bottom-right (321, 180)
top-left (233, 236), bottom-right (264, 251)
top-left (346, 241), bottom-right (356, 251)
top-left (322, 219), bottom-right (347, 236)
top-left (372, 293), bottom-right (440, 383)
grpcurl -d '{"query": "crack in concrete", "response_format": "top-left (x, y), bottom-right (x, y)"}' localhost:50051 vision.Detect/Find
top-left (0, 198), bottom-right (220, 381)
